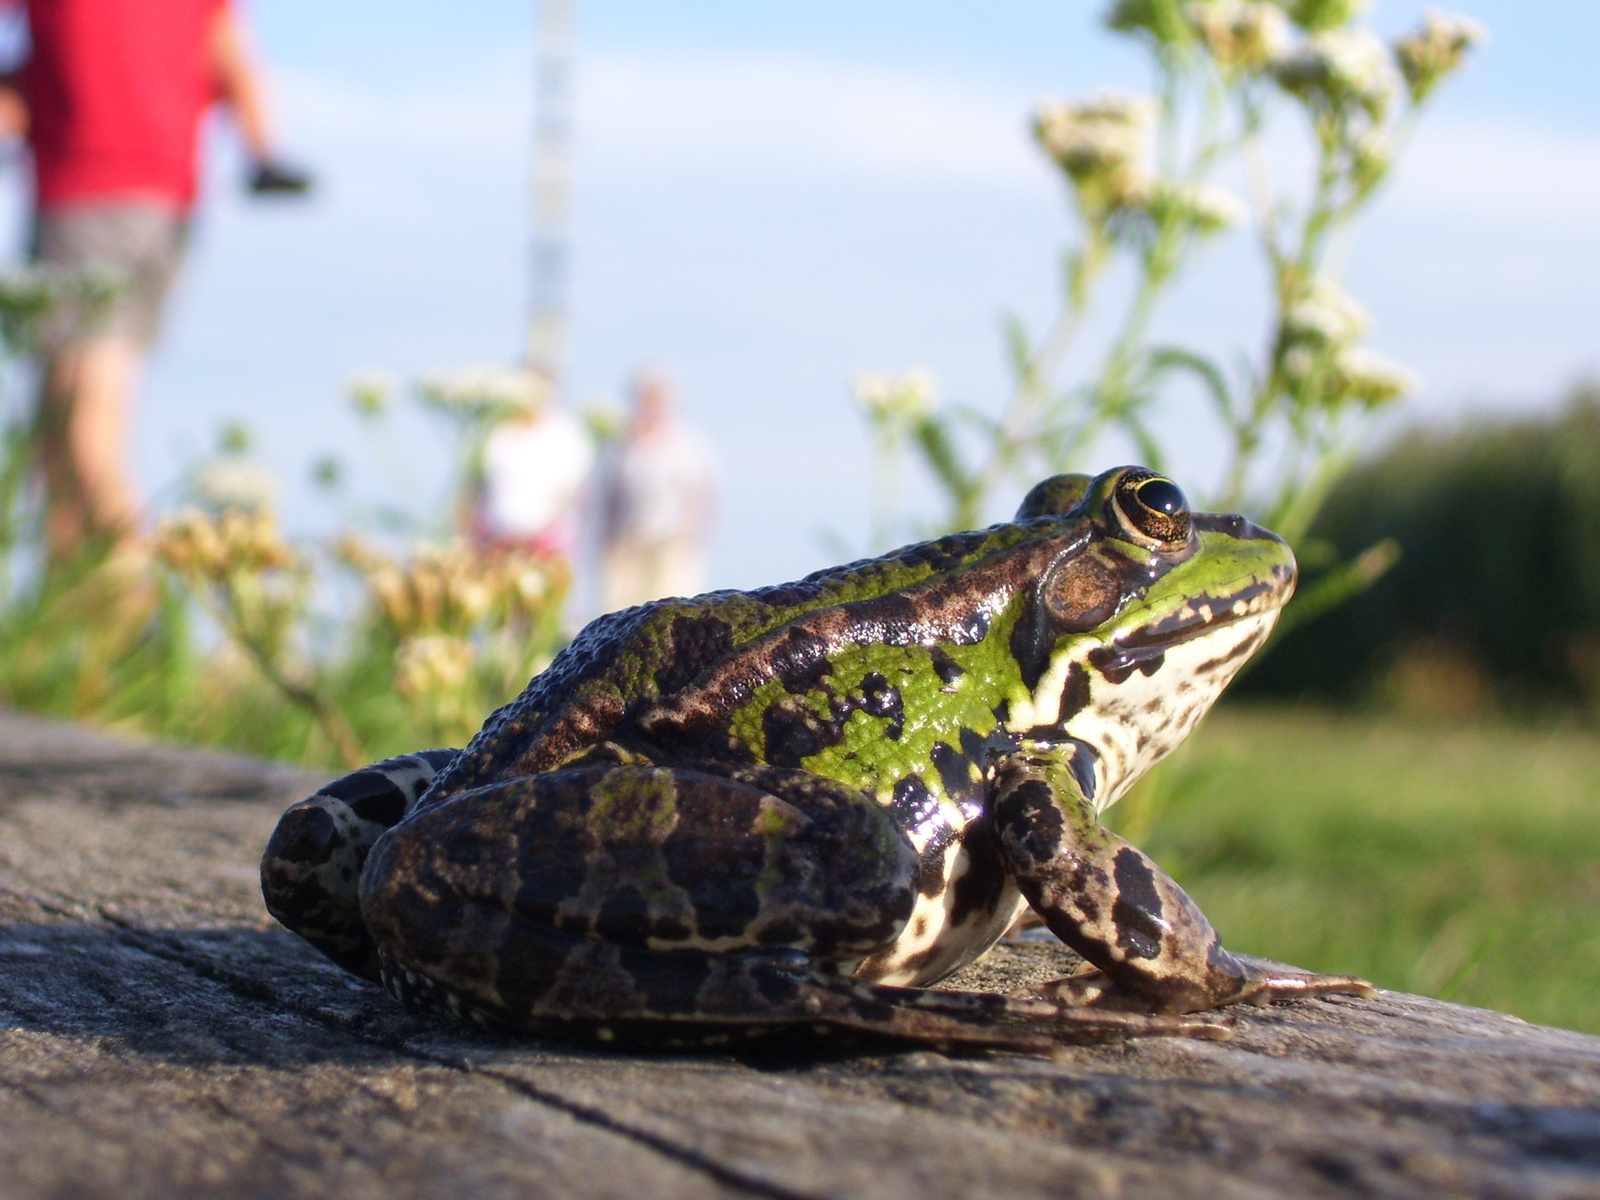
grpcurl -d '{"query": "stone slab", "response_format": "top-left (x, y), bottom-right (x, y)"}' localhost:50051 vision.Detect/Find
top-left (2, 709), bottom-right (1598, 1199)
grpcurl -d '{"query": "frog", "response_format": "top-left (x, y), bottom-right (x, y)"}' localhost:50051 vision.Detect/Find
top-left (261, 466), bottom-right (1374, 1056)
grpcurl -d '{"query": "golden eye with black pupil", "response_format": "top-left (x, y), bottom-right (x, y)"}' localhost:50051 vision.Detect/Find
top-left (1113, 471), bottom-right (1191, 544)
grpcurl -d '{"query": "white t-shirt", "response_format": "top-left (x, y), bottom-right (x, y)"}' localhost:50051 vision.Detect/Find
top-left (481, 409), bottom-right (595, 539)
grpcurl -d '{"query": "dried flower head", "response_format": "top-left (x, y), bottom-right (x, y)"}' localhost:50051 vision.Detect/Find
top-left (1187, 1), bottom-right (1292, 73)
top-left (154, 507), bottom-right (295, 580)
top-left (854, 369), bottom-right (937, 424)
top-left (394, 633), bottom-right (475, 699)
top-left (191, 459), bottom-right (277, 514)
top-left (1393, 10), bottom-right (1485, 104)
top-left (339, 536), bottom-right (561, 640)
top-left (1283, 276), bottom-right (1371, 350)
top-left (1146, 179), bottom-right (1246, 236)
top-left (417, 367), bottom-right (548, 421)
top-left (1333, 345), bottom-right (1419, 407)
top-left (1034, 94), bottom-right (1156, 219)
top-left (1272, 27), bottom-right (1396, 120)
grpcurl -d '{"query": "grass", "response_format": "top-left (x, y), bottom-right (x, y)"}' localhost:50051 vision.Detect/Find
top-left (1113, 705), bottom-right (1600, 1035)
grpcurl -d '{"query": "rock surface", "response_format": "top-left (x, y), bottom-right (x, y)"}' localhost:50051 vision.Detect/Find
top-left (2, 709), bottom-right (1599, 1199)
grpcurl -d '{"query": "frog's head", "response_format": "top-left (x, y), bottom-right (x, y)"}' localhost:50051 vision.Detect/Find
top-left (1007, 466), bottom-right (1295, 810)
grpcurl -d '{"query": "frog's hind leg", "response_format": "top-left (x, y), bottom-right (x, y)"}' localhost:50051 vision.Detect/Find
top-left (358, 762), bottom-right (1228, 1055)
top-left (260, 748), bottom-right (458, 980)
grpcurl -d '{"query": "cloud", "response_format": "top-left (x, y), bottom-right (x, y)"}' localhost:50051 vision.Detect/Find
top-left (279, 46), bottom-right (1057, 192)
top-left (579, 51), bottom-right (1049, 188)
top-left (1384, 116), bottom-right (1600, 228)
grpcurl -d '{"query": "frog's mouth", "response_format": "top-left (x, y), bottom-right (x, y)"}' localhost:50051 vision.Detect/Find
top-left (1092, 563), bottom-right (1294, 681)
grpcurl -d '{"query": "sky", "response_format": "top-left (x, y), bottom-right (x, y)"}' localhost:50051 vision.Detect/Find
top-left (2, 0), bottom-right (1595, 593)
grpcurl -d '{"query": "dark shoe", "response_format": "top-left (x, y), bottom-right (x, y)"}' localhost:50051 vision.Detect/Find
top-left (249, 161), bottom-right (313, 197)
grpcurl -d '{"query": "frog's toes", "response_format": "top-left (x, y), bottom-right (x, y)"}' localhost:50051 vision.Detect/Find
top-left (1236, 967), bottom-right (1379, 1005)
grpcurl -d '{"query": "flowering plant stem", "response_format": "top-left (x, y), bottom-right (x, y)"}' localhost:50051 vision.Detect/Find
top-left (865, 2), bottom-right (1480, 559)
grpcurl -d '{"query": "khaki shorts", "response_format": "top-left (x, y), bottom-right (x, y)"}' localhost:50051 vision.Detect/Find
top-left (31, 201), bottom-right (190, 350)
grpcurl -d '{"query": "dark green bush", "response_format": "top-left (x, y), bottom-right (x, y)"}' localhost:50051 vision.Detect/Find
top-left (1242, 387), bottom-right (1600, 712)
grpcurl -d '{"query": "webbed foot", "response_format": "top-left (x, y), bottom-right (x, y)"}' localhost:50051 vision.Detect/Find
top-left (1029, 955), bottom-right (1377, 1014)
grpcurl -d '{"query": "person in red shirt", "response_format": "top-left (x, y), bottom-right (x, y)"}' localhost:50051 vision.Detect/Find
top-left (0, 0), bottom-right (307, 560)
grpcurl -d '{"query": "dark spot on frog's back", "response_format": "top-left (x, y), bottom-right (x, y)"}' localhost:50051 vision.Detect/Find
top-left (653, 614), bottom-right (735, 694)
top-left (859, 672), bottom-right (905, 738)
top-left (762, 698), bottom-right (842, 768)
top-left (775, 627), bottom-right (833, 695)
top-left (1111, 847), bottom-right (1165, 960)
top-left (929, 647), bottom-right (964, 687)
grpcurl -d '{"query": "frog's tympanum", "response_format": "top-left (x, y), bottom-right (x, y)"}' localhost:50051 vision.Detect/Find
top-left (263, 467), bottom-right (1374, 1055)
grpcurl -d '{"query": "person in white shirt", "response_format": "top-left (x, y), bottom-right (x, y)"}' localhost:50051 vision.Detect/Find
top-left (478, 390), bottom-right (594, 558)
top-left (598, 370), bottom-right (715, 611)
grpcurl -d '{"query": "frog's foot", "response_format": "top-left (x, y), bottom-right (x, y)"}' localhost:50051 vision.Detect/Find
top-left (1028, 959), bottom-right (1377, 1013)
top-left (260, 748), bottom-right (459, 981)
top-left (375, 939), bottom-right (1230, 1058)
top-left (851, 980), bottom-right (1235, 1049)
top-left (1215, 955), bottom-right (1379, 1007)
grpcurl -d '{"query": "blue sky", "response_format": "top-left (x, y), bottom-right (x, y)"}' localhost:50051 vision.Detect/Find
top-left (3, 0), bottom-right (1594, 592)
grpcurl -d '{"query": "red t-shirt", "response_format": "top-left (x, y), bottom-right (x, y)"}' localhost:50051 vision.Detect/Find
top-left (11, 0), bottom-right (228, 211)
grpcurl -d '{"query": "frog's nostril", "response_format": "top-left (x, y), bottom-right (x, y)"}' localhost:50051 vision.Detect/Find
top-left (266, 804), bottom-right (340, 864)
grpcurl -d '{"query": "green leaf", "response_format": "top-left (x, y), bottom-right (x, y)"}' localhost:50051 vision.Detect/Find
top-left (912, 416), bottom-right (980, 517)
top-left (1144, 345), bottom-right (1236, 424)
top-left (999, 311), bottom-right (1032, 381)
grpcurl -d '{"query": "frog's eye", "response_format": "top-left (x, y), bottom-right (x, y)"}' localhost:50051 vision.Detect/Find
top-left (1113, 471), bottom-right (1191, 545)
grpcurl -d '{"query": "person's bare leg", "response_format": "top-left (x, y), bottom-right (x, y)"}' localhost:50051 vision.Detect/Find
top-left (40, 336), bottom-right (142, 561)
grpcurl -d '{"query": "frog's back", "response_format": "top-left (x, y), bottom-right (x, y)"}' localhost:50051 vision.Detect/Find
top-left (418, 525), bottom-right (1048, 806)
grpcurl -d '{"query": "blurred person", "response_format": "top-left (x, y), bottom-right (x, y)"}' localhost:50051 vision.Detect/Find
top-left (475, 382), bottom-right (594, 559)
top-left (598, 370), bottom-right (715, 611)
top-left (0, 0), bottom-right (310, 562)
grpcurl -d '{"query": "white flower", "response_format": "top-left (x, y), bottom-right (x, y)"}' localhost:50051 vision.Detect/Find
top-left (1394, 10), bottom-right (1487, 104)
top-left (417, 367), bottom-right (547, 419)
top-left (1034, 94), bottom-right (1157, 215)
top-left (855, 369), bottom-right (937, 423)
top-left (1151, 180), bottom-right (1246, 235)
top-left (1273, 27), bottom-right (1397, 119)
top-left (1187, 1), bottom-right (1292, 72)
top-left (191, 459), bottom-right (278, 513)
top-left (1283, 277), bottom-right (1370, 348)
top-left (1334, 346), bottom-right (1419, 406)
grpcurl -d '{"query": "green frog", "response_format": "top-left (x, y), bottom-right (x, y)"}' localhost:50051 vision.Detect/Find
top-left (262, 466), bottom-right (1373, 1055)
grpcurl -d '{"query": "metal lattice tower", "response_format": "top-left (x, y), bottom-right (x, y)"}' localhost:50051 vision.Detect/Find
top-left (527, 0), bottom-right (576, 388)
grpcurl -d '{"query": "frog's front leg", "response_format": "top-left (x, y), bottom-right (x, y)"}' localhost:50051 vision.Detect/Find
top-left (993, 747), bottom-right (1376, 1015)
